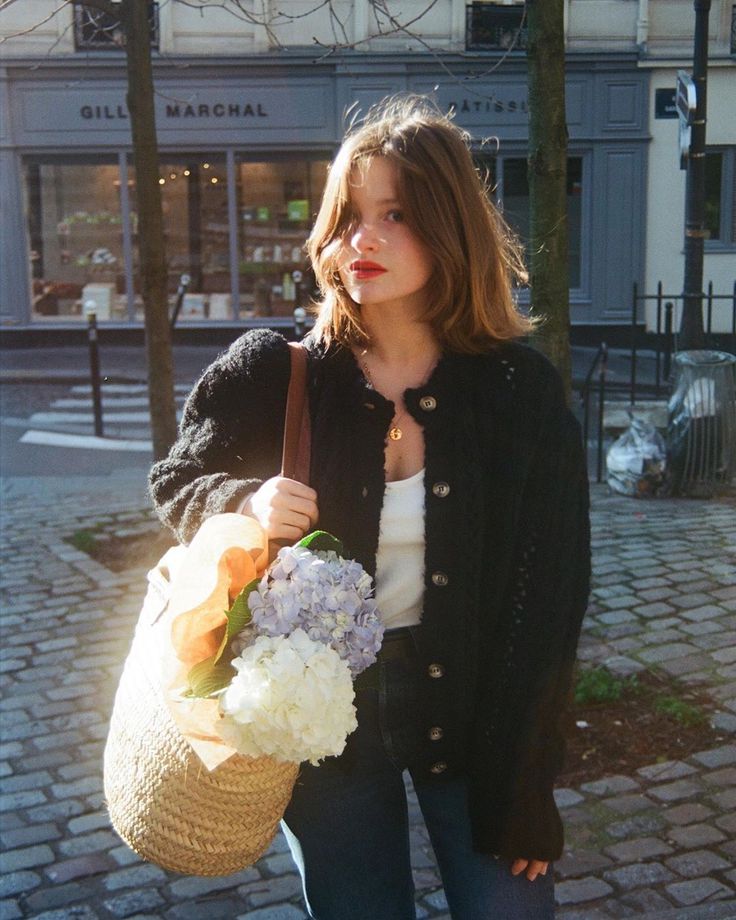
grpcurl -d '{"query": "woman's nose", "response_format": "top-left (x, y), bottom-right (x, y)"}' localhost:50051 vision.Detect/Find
top-left (350, 222), bottom-right (379, 252)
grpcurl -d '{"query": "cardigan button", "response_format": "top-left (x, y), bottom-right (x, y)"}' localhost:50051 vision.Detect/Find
top-left (361, 486), bottom-right (368, 499)
top-left (431, 571), bottom-right (448, 587)
top-left (428, 726), bottom-right (444, 741)
top-left (432, 481), bottom-right (450, 498)
top-left (430, 761), bottom-right (447, 774)
top-left (419, 395), bottom-right (437, 411)
top-left (428, 663), bottom-right (445, 679)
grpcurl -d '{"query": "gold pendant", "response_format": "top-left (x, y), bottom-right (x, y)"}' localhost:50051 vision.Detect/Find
top-left (389, 426), bottom-right (403, 441)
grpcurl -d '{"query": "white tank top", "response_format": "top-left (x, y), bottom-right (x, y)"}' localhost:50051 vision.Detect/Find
top-left (374, 468), bottom-right (426, 629)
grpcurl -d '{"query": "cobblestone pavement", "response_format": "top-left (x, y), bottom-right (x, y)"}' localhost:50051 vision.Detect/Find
top-left (1, 481), bottom-right (735, 919)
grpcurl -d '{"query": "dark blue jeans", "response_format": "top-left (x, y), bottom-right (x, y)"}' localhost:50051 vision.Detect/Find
top-left (281, 649), bottom-right (555, 920)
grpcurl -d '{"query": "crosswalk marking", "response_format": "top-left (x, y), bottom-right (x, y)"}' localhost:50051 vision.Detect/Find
top-left (30, 411), bottom-right (184, 425)
top-left (18, 382), bottom-right (192, 452)
top-left (53, 396), bottom-right (185, 409)
top-left (70, 383), bottom-right (192, 395)
top-left (20, 430), bottom-right (153, 452)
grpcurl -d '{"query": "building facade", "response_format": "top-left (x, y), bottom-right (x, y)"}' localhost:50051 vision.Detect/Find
top-left (0, 0), bottom-right (734, 332)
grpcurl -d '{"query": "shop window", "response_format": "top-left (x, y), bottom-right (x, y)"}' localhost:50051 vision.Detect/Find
top-left (24, 158), bottom-right (126, 322)
top-left (236, 158), bottom-right (329, 319)
top-left (479, 155), bottom-right (584, 290)
top-left (126, 157), bottom-right (231, 320)
top-left (705, 148), bottom-right (736, 248)
top-left (73, 1), bottom-right (159, 51)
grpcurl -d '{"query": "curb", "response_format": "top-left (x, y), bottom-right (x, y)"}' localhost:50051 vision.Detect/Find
top-left (0, 369), bottom-right (145, 385)
top-left (632, 903), bottom-right (736, 920)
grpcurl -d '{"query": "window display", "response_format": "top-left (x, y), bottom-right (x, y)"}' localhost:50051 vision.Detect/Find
top-left (126, 157), bottom-right (231, 320)
top-left (236, 159), bottom-right (329, 318)
top-left (25, 159), bottom-right (125, 321)
top-left (24, 154), bottom-right (330, 323)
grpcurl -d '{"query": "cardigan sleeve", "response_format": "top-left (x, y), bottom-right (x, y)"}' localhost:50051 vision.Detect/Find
top-left (505, 400), bottom-right (591, 860)
top-left (148, 329), bottom-right (291, 544)
top-left (470, 362), bottom-right (591, 862)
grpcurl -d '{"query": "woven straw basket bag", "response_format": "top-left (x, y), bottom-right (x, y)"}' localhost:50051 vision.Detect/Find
top-left (103, 561), bottom-right (299, 875)
top-left (104, 343), bottom-right (310, 876)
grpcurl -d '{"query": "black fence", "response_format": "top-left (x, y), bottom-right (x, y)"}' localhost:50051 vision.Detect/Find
top-left (580, 282), bottom-right (736, 482)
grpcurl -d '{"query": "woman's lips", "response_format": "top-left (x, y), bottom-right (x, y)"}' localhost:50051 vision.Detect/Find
top-left (350, 261), bottom-right (387, 280)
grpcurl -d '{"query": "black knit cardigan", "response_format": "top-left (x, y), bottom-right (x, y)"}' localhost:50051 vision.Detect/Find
top-left (149, 328), bottom-right (591, 863)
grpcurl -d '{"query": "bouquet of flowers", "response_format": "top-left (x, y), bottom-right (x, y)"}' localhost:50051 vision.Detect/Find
top-left (170, 525), bottom-right (384, 768)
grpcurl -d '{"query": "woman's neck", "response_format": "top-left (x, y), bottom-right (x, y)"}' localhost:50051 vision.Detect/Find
top-left (358, 311), bottom-right (441, 369)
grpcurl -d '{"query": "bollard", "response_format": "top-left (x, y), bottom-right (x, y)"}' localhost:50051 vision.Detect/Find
top-left (293, 306), bottom-right (307, 339)
top-left (170, 273), bottom-right (191, 331)
top-left (85, 303), bottom-right (104, 438)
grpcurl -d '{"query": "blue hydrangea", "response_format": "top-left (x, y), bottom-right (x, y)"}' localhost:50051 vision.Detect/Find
top-left (248, 545), bottom-right (384, 675)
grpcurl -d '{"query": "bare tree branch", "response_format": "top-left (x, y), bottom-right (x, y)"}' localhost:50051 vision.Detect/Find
top-left (0, 0), bottom-right (73, 42)
top-left (81, 0), bottom-right (120, 17)
top-left (169, 0), bottom-right (274, 29)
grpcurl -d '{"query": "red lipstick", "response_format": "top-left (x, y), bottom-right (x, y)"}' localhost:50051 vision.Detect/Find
top-left (350, 260), bottom-right (387, 280)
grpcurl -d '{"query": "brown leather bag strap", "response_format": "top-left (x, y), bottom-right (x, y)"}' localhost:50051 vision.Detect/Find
top-left (280, 342), bottom-right (311, 485)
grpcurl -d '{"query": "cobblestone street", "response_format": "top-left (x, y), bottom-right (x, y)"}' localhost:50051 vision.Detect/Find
top-left (1, 480), bottom-right (735, 919)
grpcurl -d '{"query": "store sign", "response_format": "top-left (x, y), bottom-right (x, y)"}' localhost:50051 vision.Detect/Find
top-left (79, 100), bottom-right (270, 121)
top-left (448, 96), bottom-right (528, 116)
top-left (20, 85), bottom-right (324, 135)
top-left (81, 105), bottom-right (129, 120)
top-left (412, 82), bottom-right (530, 127)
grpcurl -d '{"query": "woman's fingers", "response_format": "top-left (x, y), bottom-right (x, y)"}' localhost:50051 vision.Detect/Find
top-left (510, 858), bottom-right (549, 881)
top-left (246, 477), bottom-right (319, 539)
top-left (272, 482), bottom-right (319, 526)
top-left (269, 509), bottom-right (312, 538)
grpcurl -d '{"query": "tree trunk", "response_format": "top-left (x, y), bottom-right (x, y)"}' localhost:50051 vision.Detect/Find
top-left (120, 0), bottom-right (177, 458)
top-left (526, 0), bottom-right (572, 404)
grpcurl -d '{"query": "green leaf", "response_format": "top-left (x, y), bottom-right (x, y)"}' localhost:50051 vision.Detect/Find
top-left (297, 530), bottom-right (344, 556)
top-left (185, 655), bottom-right (236, 698)
top-left (214, 577), bottom-right (259, 663)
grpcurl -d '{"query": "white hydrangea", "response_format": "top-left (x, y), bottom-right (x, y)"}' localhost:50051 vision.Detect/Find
top-left (216, 629), bottom-right (357, 766)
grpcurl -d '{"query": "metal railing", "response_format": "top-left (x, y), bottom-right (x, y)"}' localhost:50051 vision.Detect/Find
top-left (580, 342), bottom-right (608, 483)
top-left (630, 280), bottom-right (736, 399)
top-left (580, 281), bottom-right (735, 482)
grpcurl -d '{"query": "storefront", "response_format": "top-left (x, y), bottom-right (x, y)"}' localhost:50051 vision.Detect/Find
top-left (0, 54), bottom-right (649, 328)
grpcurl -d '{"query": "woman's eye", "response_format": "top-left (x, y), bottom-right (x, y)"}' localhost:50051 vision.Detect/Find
top-left (386, 210), bottom-right (404, 223)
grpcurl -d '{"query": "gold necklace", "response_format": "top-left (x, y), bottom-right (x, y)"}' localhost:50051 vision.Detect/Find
top-left (359, 350), bottom-right (437, 442)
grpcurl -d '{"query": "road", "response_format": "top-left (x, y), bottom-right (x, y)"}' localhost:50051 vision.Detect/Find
top-left (0, 380), bottom-right (194, 503)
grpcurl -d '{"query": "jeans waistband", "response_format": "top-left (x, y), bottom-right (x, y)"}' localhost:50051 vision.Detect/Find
top-left (354, 628), bottom-right (416, 692)
top-left (379, 627), bottom-right (415, 662)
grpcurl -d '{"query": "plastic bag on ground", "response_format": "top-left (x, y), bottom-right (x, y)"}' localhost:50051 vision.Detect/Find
top-left (606, 413), bottom-right (668, 497)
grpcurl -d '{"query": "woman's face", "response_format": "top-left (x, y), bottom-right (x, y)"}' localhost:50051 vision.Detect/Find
top-left (336, 157), bottom-right (434, 317)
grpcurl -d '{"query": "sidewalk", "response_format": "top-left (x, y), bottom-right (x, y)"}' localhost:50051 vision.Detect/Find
top-left (0, 342), bottom-right (658, 391)
top-left (1, 478), bottom-right (735, 919)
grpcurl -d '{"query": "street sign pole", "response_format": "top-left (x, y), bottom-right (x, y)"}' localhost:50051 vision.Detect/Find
top-left (679, 0), bottom-right (711, 351)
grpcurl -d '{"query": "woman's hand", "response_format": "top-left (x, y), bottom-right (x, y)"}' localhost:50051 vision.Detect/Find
top-left (511, 858), bottom-right (549, 882)
top-left (240, 477), bottom-right (319, 542)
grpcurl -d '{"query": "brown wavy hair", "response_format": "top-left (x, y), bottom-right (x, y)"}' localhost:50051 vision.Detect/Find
top-left (308, 95), bottom-right (534, 352)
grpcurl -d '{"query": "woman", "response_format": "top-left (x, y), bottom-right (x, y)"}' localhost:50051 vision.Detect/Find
top-left (150, 96), bottom-right (591, 920)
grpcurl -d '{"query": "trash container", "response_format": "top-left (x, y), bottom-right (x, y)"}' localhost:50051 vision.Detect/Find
top-left (667, 350), bottom-right (736, 497)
